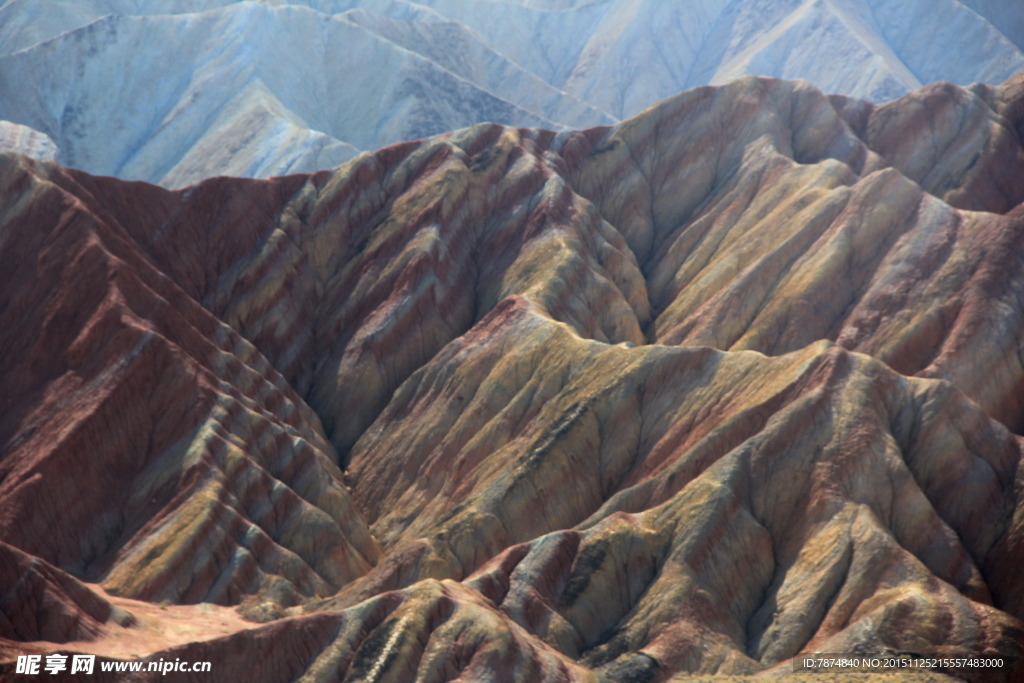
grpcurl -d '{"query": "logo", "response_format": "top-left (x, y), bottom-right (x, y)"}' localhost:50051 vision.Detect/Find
top-left (15, 654), bottom-right (95, 675)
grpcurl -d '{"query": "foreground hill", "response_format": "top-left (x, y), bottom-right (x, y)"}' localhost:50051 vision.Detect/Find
top-left (0, 0), bottom-right (1022, 186)
top-left (1, 75), bottom-right (1024, 681)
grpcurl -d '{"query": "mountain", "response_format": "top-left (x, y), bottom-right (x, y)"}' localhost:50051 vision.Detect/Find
top-left (2, 74), bottom-right (1023, 681)
top-left (0, 0), bottom-right (1021, 187)
top-left (0, 119), bottom-right (57, 160)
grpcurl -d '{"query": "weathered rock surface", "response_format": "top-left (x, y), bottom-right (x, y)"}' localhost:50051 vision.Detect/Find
top-left (563, 76), bottom-right (1024, 433)
top-left (0, 542), bottom-right (123, 644)
top-left (0, 153), bottom-right (381, 611)
top-left (0, 120), bottom-right (57, 162)
top-left (1, 75), bottom-right (1024, 681)
top-left (340, 300), bottom-right (1024, 679)
top-left (0, 0), bottom-right (1022, 186)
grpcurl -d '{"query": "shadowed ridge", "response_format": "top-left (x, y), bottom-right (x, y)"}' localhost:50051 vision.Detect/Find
top-left (0, 152), bottom-right (380, 609)
top-left (2, 75), bottom-right (1024, 680)
top-left (0, 541), bottom-right (130, 645)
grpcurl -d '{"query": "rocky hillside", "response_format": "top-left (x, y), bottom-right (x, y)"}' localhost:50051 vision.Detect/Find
top-left (1, 74), bottom-right (1024, 681)
top-left (0, 0), bottom-right (1022, 186)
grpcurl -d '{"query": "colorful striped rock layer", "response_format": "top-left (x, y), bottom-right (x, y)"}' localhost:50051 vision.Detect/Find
top-left (1, 75), bottom-right (1024, 682)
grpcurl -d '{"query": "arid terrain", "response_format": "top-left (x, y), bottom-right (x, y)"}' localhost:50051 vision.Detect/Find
top-left (1, 0), bottom-right (1022, 187)
top-left (1, 74), bottom-right (1024, 681)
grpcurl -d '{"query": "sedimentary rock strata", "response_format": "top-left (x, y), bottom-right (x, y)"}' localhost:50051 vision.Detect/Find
top-left (0, 153), bottom-right (380, 612)
top-left (2, 75), bottom-right (1024, 681)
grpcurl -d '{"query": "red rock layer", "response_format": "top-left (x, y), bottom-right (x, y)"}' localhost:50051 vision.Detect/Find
top-left (1, 75), bottom-right (1024, 682)
top-left (0, 154), bottom-right (380, 612)
top-left (0, 541), bottom-right (122, 644)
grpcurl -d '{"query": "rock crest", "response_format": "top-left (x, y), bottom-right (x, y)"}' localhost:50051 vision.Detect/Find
top-left (2, 76), bottom-right (1024, 680)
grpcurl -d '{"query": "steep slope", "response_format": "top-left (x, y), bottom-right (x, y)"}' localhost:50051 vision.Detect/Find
top-left (1, 76), bottom-right (1024, 681)
top-left (64, 122), bottom-right (651, 457)
top-left (563, 76), bottom-right (1024, 431)
top-left (0, 154), bottom-right (381, 611)
top-left (0, 0), bottom-right (1021, 186)
top-left (0, 541), bottom-right (132, 645)
top-left (337, 301), bottom-right (1024, 678)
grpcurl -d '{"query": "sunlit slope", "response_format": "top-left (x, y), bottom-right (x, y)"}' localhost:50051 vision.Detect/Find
top-left (1, 76), bottom-right (1023, 680)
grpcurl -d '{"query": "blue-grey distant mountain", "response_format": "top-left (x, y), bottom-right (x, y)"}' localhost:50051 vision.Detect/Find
top-left (0, 0), bottom-right (1021, 186)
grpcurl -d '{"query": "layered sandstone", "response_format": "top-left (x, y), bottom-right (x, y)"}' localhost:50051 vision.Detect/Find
top-left (0, 153), bottom-right (381, 612)
top-left (0, 541), bottom-right (126, 645)
top-left (1, 75), bottom-right (1023, 681)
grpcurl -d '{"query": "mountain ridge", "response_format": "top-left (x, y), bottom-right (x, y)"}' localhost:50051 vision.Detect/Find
top-left (2, 75), bottom-right (1023, 680)
top-left (1, 0), bottom-right (1021, 186)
